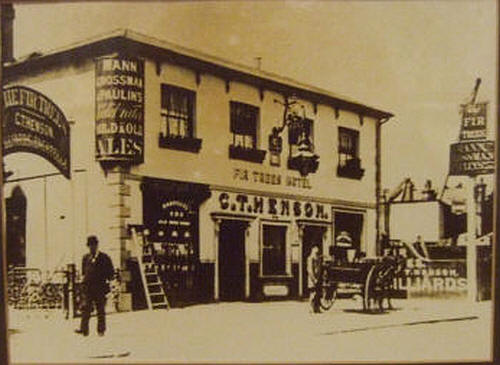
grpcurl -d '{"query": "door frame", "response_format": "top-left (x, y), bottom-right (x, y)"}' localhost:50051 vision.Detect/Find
top-left (297, 220), bottom-right (330, 297)
top-left (211, 214), bottom-right (254, 301)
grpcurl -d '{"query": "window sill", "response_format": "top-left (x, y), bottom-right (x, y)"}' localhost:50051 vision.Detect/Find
top-left (337, 164), bottom-right (365, 180)
top-left (259, 274), bottom-right (293, 279)
top-left (229, 145), bottom-right (267, 163)
top-left (159, 135), bottom-right (202, 153)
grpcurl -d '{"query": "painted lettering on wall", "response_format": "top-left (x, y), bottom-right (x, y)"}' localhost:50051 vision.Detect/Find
top-left (95, 56), bottom-right (145, 164)
top-left (233, 168), bottom-right (312, 189)
top-left (395, 258), bottom-right (467, 297)
top-left (218, 192), bottom-right (328, 220)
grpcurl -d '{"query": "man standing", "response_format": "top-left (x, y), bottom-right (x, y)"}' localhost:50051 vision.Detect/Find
top-left (307, 245), bottom-right (322, 313)
top-left (75, 235), bottom-right (114, 337)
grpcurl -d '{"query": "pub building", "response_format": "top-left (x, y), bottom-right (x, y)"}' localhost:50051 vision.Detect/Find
top-left (3, 28), bottom-right (393, 310)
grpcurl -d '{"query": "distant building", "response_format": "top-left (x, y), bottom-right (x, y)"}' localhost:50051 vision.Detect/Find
top-left (384, 178), bottom-right (492, 246)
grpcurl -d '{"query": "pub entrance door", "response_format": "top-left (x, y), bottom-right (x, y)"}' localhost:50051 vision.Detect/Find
top-left (218, 220), bottom-right (246, 301)
top-left (301, 225), bottom-right (325, 297)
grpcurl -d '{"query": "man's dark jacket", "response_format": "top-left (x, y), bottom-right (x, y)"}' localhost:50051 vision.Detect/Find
top-left (82, 252), bottom-right (114, 297)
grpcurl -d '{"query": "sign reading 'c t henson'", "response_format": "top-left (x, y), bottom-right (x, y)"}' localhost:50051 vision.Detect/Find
top-left (3, 85), bottom-right (71, 179)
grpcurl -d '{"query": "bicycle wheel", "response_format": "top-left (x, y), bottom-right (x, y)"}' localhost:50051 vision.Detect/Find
top-left (319, 285), bottom-right (337, 311)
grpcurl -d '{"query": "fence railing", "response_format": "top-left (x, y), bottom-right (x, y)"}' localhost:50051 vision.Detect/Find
top-left (7, 265), bottom-right (122, 318)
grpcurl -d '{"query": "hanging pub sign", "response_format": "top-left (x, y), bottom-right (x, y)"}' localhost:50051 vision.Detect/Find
top-left (459, 102), bottom-right (487, 141)
top-left (3, 86), bottom-right (71, 179)
top-left (95, 56), bottom-right (145, 164)
top-left (449, 140), bottom-right (495, 176)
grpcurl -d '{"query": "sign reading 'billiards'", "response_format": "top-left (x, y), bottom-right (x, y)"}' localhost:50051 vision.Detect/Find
top-left (95, 56), bottom-right (144, 164)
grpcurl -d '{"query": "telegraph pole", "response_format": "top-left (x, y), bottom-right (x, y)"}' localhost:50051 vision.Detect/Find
top-left (0, 4), bottom-right (10, 364)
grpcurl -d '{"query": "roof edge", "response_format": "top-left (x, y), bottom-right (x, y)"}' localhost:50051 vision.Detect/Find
top-left (5, 28), bottom-right (394, 120)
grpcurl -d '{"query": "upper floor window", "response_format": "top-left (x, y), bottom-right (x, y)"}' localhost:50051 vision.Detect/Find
top-left (337, 127), bottom-right (364, 179)
top-left (159, 84), bottom-right (201, 153)
top-left (230, 101), bottom-right (258, 148)
top-left (229, 101), bottom-right (266, 163)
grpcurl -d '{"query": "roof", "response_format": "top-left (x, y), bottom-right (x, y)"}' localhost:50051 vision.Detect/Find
top-left (5, 29), bottom-right (393, 120)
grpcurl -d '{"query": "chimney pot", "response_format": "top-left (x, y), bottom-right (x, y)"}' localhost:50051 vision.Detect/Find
top-left (2, 4), bottom-right (15, 63)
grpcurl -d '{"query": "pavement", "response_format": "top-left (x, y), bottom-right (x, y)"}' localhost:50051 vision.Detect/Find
top-left (6, 297), bottom-right (494, 363)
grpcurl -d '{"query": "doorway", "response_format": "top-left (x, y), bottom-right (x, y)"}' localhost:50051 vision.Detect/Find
top-left (301, 225), bottom-right (325, 297)
top-left (334, 212), bottom-right (364, 251)
top-left (218, 220), bottom-right (247, 301)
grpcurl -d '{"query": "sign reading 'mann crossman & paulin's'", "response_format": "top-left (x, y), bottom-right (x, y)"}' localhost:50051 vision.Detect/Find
top-left (3, 86), bottom-right (71, 179)
top-left (95, 56), bottom-right (144, 164)
top-left (449, 140), bottom-right (495, 176)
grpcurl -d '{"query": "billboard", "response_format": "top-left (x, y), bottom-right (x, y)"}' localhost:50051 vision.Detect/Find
top-left (95, 56), bottom-right (145, 164)
top-left (389, 201), bottom-right (441, 242)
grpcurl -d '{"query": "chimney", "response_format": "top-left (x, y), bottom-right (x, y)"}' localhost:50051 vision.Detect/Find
top-left (2, 3), bottom-right (15, 63)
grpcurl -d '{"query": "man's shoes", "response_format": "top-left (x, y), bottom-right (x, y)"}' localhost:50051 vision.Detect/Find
top-left (97, 332), bottom-right (105, 337)
top-left (74, 329), bottom-right (88, 336)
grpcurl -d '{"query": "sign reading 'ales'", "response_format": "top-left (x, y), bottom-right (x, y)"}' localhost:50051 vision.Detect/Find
top-left (95, 56), bottom-right (144, 164)
top-left (3, 86), bottom-right (71, 179)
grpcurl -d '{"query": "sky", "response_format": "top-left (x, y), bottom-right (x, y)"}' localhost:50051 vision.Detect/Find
top-left (11, 0), bottom-right (498, 191)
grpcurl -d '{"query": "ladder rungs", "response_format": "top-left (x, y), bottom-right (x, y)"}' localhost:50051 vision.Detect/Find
top-left (131, 227), bottom-right (170, 311)
top-left (152, 304), bottom-right (168, 309)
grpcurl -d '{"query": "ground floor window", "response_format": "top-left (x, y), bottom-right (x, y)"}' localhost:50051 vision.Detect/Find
top-left (261, 224), bottom-right (287, 276)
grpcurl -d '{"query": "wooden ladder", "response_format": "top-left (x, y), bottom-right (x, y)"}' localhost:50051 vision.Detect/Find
top-left (131, 227), bottom-right (170, 310)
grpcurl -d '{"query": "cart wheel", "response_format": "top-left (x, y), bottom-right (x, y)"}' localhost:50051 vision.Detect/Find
top-left (363, 266), bottom-right (377, 312)
top-left (319, 285), bottom-right (337, 311)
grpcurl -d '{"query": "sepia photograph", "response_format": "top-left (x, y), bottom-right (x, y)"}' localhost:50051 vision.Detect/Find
top-left (0, 0), bottom-right (497, 363)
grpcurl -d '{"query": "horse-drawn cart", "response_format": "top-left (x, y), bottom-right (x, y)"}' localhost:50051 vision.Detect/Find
top-left (318, 253), bottom-right (404, 312)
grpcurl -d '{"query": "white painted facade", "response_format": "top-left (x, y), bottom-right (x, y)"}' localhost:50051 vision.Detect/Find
top-left (4, 30), bottom-right (392, 304)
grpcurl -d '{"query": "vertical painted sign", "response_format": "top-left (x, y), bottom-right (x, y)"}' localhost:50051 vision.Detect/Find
top-left (95, 56), bottom-right (145, 164)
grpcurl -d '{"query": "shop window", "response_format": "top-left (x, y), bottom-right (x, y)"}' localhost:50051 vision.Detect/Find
top-left (159, 84), bottom-right (202, 152)
top-left (287, 117), bottom-right (319, 175)
top-left (229, 101), bottom-right (266, 163)
top-left (337, 127), bottom-right (364, 179)
top-left (262, 224), bottom-right (287, 276)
